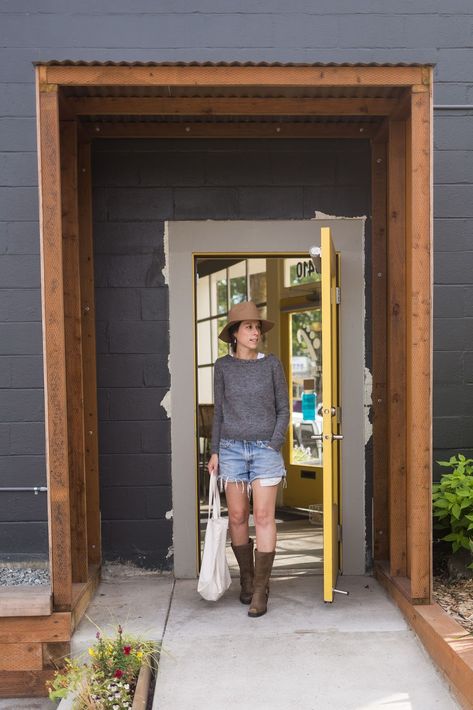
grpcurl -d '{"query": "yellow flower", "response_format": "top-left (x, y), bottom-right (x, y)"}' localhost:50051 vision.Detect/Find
top-left (88, 648), bottom-right (95, 657)
top-left (136, 651), bottom-right (143, 659)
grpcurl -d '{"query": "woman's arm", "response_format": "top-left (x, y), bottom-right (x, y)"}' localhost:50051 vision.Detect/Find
top-left (210, 360), bottom-right (224, 455)
top-left (270, 358), bottom-right (290, 451)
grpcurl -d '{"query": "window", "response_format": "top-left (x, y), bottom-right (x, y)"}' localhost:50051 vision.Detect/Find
top-left (195, 258), bottom-right (267, 402)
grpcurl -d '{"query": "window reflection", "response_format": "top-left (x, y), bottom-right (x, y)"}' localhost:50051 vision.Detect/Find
top-left (196, 257), bottom-right (268, 404)
top-left (290, 309), bottom-right (322, 467)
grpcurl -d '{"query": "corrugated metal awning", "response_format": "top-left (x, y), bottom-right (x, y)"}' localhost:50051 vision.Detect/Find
top-left (34, 60), bottom-right (433, 67)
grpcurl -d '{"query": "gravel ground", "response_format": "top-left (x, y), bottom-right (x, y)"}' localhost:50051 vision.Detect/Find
top-left (0, 566), bottom-right (50, 586)
top-left (433, 576), bottom-right (473, 635)
top-left (0, 561), bottom-right (170, 586)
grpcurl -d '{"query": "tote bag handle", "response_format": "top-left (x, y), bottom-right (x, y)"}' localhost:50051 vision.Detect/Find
top-left (208, 474), bottom-right (221, 520)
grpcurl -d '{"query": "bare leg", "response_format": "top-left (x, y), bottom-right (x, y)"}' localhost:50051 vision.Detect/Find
top-left (224, 482), bottom-right (250, 546)
top-left (252, 479), bottom-right (278, 552)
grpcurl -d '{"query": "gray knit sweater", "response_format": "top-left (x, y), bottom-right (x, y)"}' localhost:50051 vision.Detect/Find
top-left (210, 353), bottom-right (290, 454)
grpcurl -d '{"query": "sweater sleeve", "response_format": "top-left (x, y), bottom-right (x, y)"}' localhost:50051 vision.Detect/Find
top-left (210, 360), bottom-right (224, 454)
top-left (269, 357), bottom-right (290, 451)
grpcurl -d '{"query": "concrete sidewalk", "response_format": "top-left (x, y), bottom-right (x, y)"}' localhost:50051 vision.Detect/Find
top-left (0, 571), bottom-right (460, 710)
top-left (153, 574), bottom-right (460, 710)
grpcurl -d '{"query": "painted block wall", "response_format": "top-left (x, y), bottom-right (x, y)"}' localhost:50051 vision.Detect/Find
top-left (0, 1), bottom-right (472, 563)
top-left (93, 138), bottom-right (370, 567)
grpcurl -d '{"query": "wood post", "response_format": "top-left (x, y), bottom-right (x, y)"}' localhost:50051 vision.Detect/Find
top-left (60, 118), bottom-right (88, 583)
top-left (387, 120), bottom-right (407, 577)
top-left (371, 138), bottom-right (389, 562)
top-left (405, 82), bottom-right (433, 603)
top-left (78, 132), bottom-right (102, 567)
top-left (35, 69), bottom-right (72, 610)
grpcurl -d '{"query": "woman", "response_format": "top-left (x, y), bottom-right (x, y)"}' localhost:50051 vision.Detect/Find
top-left (207, 300), bottom-right (290, 617)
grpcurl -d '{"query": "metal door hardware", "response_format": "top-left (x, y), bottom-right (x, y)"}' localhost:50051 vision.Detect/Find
top-left (311, 433), bottom-right (344, 441)
top-left (319, 405), bottom-right (341, 419)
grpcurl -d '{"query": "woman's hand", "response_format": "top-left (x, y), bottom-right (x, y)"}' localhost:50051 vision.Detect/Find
top-left (207, 453), bottom-right (219, 476)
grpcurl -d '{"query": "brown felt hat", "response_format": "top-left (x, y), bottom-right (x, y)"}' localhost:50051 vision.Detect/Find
top-left (218, 300), bottom-right (275, 343)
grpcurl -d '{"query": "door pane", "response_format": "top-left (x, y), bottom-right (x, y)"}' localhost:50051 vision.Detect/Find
top-left (198, 366), bottom-right (213, 404)
top-left (228, 261), bottom-right (246, 306)
top-left (284, 258), bottom-right (320, 288)
top-left (248, 258), bottom-right (267, 304)
top-left (290, 309), bottom-right (322, 466)
top-left (210, 269), bottom-right (228, 316)
top-left (196, 275), bottom-right (210, 320)
top-left (197, 320), bottom-right (212, 365)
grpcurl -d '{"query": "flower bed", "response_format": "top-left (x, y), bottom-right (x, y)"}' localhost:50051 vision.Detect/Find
top-left (433, 577), bottom-right (473, 636)
top-left (48, 625), bottom-right (158, 709)
top-left (432, 454), bottom-right (473, 638)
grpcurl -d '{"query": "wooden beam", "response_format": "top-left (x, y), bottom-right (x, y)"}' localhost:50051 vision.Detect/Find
top-left (0, 670), bottom-right (55, 698)
top-left (0, 643), bottom-right (43, 671)
top-left (0, 613), bottom-right (70, 644)
top-left (387, 120), bottom-right (407, 577)
top-left (35, 67), bottom-right (72, 611)
top-left (68, 96), bottom-right (398, 117)
top-left (371, 138), bottom-right (389, 563)
top-left (81, 121), bottom-right (378, 140)
top-left (71, 564), bottom-right (101, 631)
top-left (389, 89), bottom-right (412, 121)
top-left (44, 64), bottom-right (426, 87)
top-left (78, 130), bottom-right (102, 567)
top-left (60, 118), bottom-right (88, 584)
top-left (406, 81), bottom-right (433, 603)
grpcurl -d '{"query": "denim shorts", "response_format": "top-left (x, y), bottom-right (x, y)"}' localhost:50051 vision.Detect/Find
top-left (218, 438), bottom-right (286, 492)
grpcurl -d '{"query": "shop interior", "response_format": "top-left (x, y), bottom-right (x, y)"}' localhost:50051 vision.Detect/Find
top-left (195, 254), bottom-right (328, 576)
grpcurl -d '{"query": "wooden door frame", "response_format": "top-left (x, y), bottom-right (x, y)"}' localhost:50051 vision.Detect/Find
top-left (36, 63), bottom-right (432, 610)
top-left (33, 62), bottom-right (432, 611)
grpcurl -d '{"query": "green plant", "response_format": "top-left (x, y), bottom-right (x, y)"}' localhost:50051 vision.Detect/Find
top-left (47, 625), bottom-right (158, 709)
top-left (432, 454), bottom-right (473, 568)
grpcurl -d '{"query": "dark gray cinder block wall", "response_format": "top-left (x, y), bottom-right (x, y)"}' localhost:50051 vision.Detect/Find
top-left (1, 1), bottom-right (473, 565)
top-left (93, 138), bottom-right (370, 567)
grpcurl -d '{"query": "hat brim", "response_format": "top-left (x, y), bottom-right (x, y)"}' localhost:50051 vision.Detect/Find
top-left (218, 318), bottom-right (275, 343)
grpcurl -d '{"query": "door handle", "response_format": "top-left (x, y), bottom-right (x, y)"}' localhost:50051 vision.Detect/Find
top-left (311, 434), bottom-right (344, 441)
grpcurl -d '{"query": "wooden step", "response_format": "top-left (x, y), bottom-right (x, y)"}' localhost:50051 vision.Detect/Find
top-left (0, 586), bottom-right (52, 617)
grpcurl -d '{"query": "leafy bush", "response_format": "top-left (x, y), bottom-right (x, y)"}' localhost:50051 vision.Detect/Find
top-left (432, 454), bottom-right (473, 568)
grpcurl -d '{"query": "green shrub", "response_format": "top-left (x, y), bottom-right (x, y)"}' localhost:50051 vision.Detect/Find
top-left (432, 454), bottom-right (473, 568)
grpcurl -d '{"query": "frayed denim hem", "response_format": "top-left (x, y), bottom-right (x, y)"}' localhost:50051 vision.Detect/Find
top-left (217, 475), bottom-right (286, 499)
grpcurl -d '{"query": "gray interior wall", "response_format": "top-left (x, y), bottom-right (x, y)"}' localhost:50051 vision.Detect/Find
top-left (93, 138), bottom-right (370, 568)
top-left (1, 1), bottom-right (473, 560)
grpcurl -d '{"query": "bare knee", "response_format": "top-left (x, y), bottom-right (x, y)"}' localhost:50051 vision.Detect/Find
top-left (253, 507), bottom-right (274, 528)
top-left (229, 508), bottom-right (248, 527)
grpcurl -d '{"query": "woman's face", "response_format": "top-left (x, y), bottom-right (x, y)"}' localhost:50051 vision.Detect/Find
top-left (235, 319), bottom-right (262, 351)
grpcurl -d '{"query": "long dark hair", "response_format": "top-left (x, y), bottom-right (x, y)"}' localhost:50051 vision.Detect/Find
top-left (228, 322), bottom-right (241, 354)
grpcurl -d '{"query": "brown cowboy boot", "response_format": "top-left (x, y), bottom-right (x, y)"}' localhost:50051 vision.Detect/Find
top-left (248, 550), bottom-right (275, 618)
top-left (231, 538), bottom-right (254, 604)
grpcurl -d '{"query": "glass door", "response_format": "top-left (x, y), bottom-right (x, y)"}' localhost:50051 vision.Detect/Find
top-left (281, 298), bottom-right (323, 510)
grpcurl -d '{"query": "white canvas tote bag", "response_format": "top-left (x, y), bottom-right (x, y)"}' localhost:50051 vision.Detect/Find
top-left (197, 475), bottom-right (231, 601)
